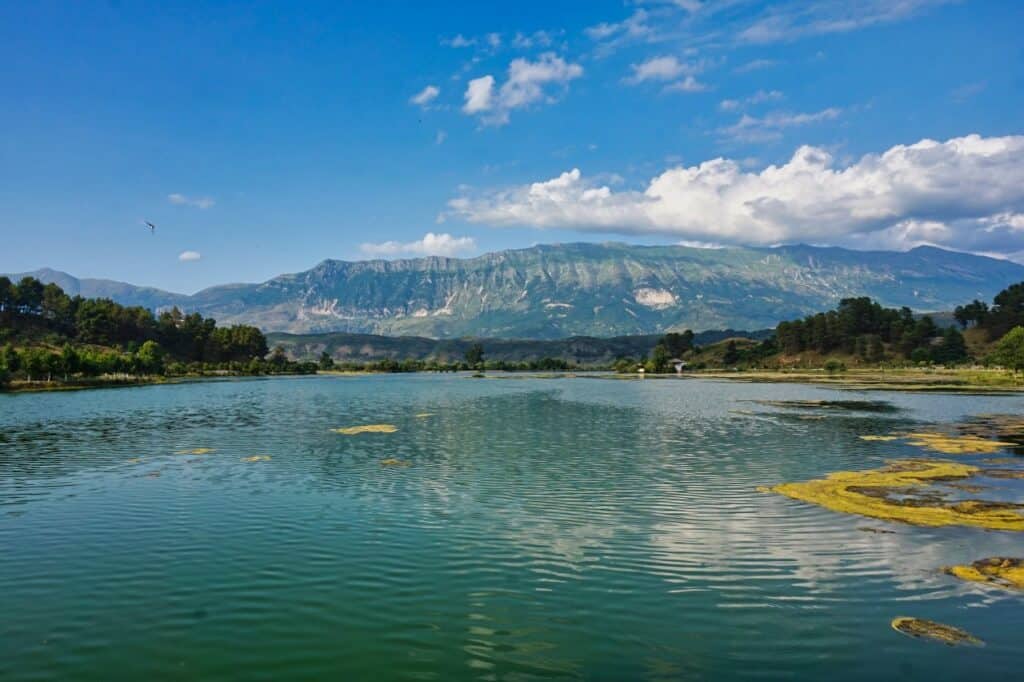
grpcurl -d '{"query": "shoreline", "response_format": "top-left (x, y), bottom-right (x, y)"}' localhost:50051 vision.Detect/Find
top-left (4, 367), bottom-right (1023, 395)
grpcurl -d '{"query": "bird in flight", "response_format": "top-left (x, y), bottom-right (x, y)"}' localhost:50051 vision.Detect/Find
top-left (145, 221), bottom-right (156, 234)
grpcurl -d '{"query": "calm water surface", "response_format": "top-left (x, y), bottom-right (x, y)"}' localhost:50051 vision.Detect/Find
top-left (2, 375), bottom-right (1023, 680)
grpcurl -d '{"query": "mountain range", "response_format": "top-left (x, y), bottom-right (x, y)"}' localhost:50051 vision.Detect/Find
top-left (9, 243), bottom-right (1024, 338)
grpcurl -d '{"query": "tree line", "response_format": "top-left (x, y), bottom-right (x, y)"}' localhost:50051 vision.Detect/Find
top-left (0, 276), bottom-right (315, 386)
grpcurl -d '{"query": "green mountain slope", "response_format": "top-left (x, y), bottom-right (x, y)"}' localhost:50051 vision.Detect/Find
top-left (11, 243), bottom-right (1024, 338)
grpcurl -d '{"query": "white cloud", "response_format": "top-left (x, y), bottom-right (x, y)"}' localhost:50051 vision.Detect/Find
top-left (624, 55), bottom-right (687, 83)
top-left (623, 55), bottom-right (708, 92)
top-left (178, 250), bottom-right (202, 262)
top-left (734, 59), bottom-right (777, 73)
top-left (168, 193), bottom-right (215, 209)
top-left (442, 34), bottom-right (476, 48)
top-left (462, 75), bottom-right (495, 114)
top-left (360, 232), bottom-right (477, 258)
top-left (446, 134), bottom-right (1024, 259)
top-left (663, 75), bottom-right (708, 93)
top-left (410, 85), bottom-right (440, 107)
top-left (718, 107), bottom-right (841, 142)
top-left (736, 0), bottom-right (952, 44)
top-left (461, 53), bottom-right (583, 126)
top-left (719, 89), bottom-right (784, 111)
top-left (435, 130), bottom-right (447, 145)
top-left (585, 9), bottom-right (654, 51)
top-left (512, 30), bottom-right (556, 49)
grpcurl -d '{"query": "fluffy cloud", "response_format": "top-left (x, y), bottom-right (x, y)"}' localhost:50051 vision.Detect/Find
top-left (447, 134), bottom-right (1024, 258)
top-left (360, 232), bottom-right (477, 258)
top-left (462, 75), bottom-right (495, 114)
top-left (623, 55), bottom-right (708, 91)
top-left (410, 85), bottom-right (440, 107)
top-left (624, 55), bottom-right (687, 83)
top-left (168, 193), bottom-right (214, 209)
top-left (178, 250), bottom-right (201, 262)
top-left (462, 53), bottom-right (583, 126)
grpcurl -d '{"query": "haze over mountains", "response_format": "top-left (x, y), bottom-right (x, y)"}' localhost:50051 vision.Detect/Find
top-left (10, 243), bottom-right (1024, 339)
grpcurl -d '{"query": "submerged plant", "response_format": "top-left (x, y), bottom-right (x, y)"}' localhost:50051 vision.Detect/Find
top-left (331, 424), bottom-right (398, 435)
top-left (176, 447), bottom-right (216, 455)
top-left (944, 557), bottom-right (1024, 590)
top-left (769, 459), bottom-right (1024, 531)
top-left (891, 617), bottom-right (983, 646)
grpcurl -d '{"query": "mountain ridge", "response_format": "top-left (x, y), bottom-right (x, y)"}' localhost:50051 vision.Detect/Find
top-left (8, 242), bottom-right (1024, 338)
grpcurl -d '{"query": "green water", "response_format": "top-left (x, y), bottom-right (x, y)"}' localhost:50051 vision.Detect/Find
top-left (2, 375), bottom-right (1023, 680)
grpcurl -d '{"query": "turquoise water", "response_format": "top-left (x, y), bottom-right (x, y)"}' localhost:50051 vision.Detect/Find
top-left (2, 374), bottom-right (1023, 680)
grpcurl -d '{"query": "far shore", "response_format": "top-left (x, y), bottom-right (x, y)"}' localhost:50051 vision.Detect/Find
top-left (4, 366), bottom-right (1023, 396)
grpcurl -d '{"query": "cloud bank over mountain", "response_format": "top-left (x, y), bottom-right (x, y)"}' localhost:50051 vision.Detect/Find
top-left (448, 134), bottom-right (1024, 260)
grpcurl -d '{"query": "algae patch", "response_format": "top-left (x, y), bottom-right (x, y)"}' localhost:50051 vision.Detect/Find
top-left (332, 424), bottom-right (398, 435)
top-left (750, 399), bottom-right (899, 413)
top-left (891, 617), bottom-right (983, 646)
top-left (904, 432), bottom-right (1014, 455)
top-left (769, 459), bottom-right (1024, 531)
top-left (241, 455), bottom-right (271, 462)
top-left (176, 448), bottom-right (216, 455)
top-left (943, 557), bottom-right (1024, 590)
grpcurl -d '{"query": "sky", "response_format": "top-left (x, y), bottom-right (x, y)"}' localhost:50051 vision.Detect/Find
top-left (1, 0), bottom-right (1023, 293)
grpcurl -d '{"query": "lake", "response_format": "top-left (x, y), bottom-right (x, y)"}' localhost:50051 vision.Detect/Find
top-left (2, 374), bottom-right (1023, 680)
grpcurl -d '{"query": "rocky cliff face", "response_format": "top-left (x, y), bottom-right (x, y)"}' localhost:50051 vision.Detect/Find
top-left (13, 243), bottom-right (1024, 338)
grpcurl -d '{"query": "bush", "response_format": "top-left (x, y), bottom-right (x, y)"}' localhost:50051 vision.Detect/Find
top-left (823, 359), bottom-right (846, 374)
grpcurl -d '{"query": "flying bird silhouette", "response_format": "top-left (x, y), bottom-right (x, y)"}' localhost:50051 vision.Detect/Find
top-left (145, 221), bottom-right (156, 234)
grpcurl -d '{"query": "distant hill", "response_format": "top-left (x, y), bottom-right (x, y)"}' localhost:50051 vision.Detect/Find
top-left (10, 242), bottom-right (1024, 338)
top-left (4, 268), bottom-right (187, 311)
top-left (267, 329), bottom-right (772, 366)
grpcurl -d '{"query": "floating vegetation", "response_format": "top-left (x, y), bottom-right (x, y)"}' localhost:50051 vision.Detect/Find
top-left (176, 448), bottom-right (216, 455)
top-left (953, 414), bottom-right (1024, 448)
top-left (769, 459), bottom-right (1024, 531)
top-left (891, 617), bottom-right (983, 647)
top-left (904, 432), bottom-right (1014, 455)
top-left (859, 435), bottom-right (900, 442)
top-left (943, 557), bottom-right (1024, 590)
top-left (381, 458), bottom-right (411, 467)
top-left (241, 455), bottom-right (271, 462)
top-left (331, 424), bottom-right (398, 435)
top-left (750, 399), bottom-right (900, 413)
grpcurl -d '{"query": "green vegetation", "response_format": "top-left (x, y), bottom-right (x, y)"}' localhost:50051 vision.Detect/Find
top-left (0, 276), bottom-right (315, 390)
top-left (989, 326), bottom-right (1024, 373)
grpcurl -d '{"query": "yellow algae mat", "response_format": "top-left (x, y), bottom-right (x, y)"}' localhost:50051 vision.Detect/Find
top-left (331, 424), bottom-right (398, 435)
top-left (769, 459), bottom-right (1024, 530)
top-left (891, 617), bottom-right (983, 646)
top-left (176, 447), bottom-right (216, 455)
top-left (858, 431), bottom-right (1014, 454)
top-left (943, 557), bottom-right (1024, 590)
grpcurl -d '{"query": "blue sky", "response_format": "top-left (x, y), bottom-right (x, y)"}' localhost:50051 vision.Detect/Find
top-left (2, 0), bottom-right (1023, 293)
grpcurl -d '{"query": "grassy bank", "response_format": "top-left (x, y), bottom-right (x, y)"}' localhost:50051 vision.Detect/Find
top-left (679, 367), bottom-right (1024, 392)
